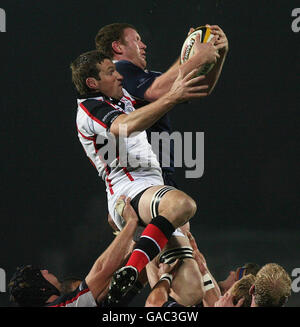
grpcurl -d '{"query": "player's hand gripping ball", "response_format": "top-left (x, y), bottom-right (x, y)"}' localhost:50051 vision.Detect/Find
top-left (180, 26), bottom-right (216, 75)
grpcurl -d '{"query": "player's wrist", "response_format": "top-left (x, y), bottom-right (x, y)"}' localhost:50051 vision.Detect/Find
top-left (203, 273), bottom-right (215, 291)
top-left (127, 217), bottom-right (138, 226)
top-left (189, 50), bottom-right (208, 66)
top-left (159, 273), bottom-right (173, 286)
top-left (162, 92), bottom-right (180, 107)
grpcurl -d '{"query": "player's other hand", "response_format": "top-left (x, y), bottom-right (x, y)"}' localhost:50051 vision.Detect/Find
top-left (169, 68), bottom-right (209, 102)
top-left (187, 27), bottom-right (195, 37)
top-left (193, 33), bottom-right (220, 64)
top-left (158, 259), bottom-right (181, 279)
top-left (206, 24), bottom-right (229, 53)
top-left (116, 195), bottom-right (138, 224)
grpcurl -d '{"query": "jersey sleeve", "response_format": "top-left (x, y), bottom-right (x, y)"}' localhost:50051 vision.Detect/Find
top-left (116, 60), bottom-right (161, 100)
top-left (162, 300), bottom-right (185, 307)
top-left (80, 99), bottom-right (124, 134)
top-left (46, 280), bottom-right (97, 307)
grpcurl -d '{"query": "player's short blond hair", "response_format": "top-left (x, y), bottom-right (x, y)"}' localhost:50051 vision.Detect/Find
top-left (231, 274), bottom-right (255, 307)
top-left (254, 263), bottom-right (291, 307)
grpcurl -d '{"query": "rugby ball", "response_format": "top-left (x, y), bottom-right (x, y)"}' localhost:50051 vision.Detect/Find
top-left (180, 26), bottom-right (215, 75)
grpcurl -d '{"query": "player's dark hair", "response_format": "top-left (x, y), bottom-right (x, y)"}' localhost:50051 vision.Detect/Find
top-left (95, 23), bottom-right (137, 58)
top-left (70, 50), bottom-right (110, 95)
top-left (60, 276), bottom-right (82, 295)
top-left (236, 262), bottom-right (261, 280)
top-left (243, 263), bottom-right (261, 276)
top-left (8, 265), bottom-right (60, 307)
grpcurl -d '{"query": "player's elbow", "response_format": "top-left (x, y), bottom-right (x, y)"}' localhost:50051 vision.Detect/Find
top-left (144, 84), bottom-right (163, 102)
top-left (110, 125), bottom-right (135, 137)
top-left (110, 116), bottom-right (134, 137)
top-left (145, 295), bottom-right (166, 307)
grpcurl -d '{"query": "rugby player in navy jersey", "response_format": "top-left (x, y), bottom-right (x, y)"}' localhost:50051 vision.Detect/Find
top-left (95, 22), bottom-right (228, 187)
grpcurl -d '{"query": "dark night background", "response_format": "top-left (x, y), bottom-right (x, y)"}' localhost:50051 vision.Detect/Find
top-left (0, 0), bottom-right (299, 307)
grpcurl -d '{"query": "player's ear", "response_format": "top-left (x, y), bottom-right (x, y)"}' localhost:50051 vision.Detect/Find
top-left (112, 41), bottom-right (123, 54)
top-left (249, 284), bottom-right (255, 295)
top-left (86, 77), bottom-right (98, 91)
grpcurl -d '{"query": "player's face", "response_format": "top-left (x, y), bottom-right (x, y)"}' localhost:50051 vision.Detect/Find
top-left (97, 59), bottom-right (124, 100)
top-left (226, 270), bottom-right (237, 283)
top-left (214, 280), bottom-right (238, 307)
top-left (41, 269), bottom-right (61, 291)
top-left (121, 28), bottom-right (147, 69)
top-left (219, 270), bottom-right (236, 293)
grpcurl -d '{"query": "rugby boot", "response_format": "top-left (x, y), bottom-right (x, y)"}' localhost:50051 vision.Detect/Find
top-left (106, 266), bottom-right (138, 305)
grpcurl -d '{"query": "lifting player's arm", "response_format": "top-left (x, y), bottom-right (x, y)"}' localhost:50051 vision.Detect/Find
top-left (110, 69), bottom-right (209, 137)
top-left (187, 232), bottom-right (221, 307)
top-left (144, 32), bottom-right (219, 102)
top-left (145, 279), bottom-right (171, 307)
top-left (85, 197), bottom-right (138, 303)
top-left (145, 260), bottom-right (181, 307)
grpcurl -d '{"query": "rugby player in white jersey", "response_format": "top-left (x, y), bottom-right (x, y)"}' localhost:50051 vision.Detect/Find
top-left (71, 50), bottom-right (210, 305)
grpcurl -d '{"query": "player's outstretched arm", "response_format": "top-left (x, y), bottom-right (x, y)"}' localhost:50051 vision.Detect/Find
top-left (187, 232), bottom-right (221, 307)
top-left (85, 197), bottom-right (138, 302)
top-left (144, 30), bottom-right (219, 102)
top-left (145, 260), bottom-right (180, 307)
top-left (110, 69), bottom-right (209, 137)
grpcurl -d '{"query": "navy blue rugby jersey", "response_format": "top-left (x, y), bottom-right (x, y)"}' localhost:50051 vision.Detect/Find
top-left (115, 60), bottom-right (175, 176)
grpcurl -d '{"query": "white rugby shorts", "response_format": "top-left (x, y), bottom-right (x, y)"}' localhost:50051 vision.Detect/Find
top-left (107, 170), bottom-right (185, 238)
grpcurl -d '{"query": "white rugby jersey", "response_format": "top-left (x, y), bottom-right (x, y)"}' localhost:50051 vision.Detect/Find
top-left (76, 88), bottom-right (162, 196)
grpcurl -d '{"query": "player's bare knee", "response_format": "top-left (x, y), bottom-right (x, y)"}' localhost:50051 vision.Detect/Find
top-left (158, 191), bottom-right (197, 227)
top-left (173, 196), bottom-right (197, 226)
top-left (186, 197), bottom-right (197, 218)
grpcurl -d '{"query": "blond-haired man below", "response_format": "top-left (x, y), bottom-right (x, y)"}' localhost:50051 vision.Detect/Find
top-left (250, 263), bottom-right (291, 307)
